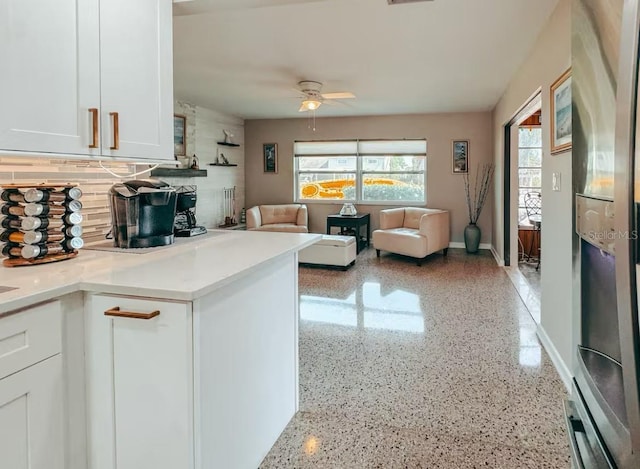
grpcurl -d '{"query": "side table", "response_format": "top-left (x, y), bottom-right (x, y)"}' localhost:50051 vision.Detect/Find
top-left (326, 213), bottom-right (370, 254)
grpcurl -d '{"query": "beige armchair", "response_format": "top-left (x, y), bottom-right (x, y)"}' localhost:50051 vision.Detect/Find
top-left (373, 208), bottom-right (450, 265)
top-left (246, 204), bottom-right (309, 233)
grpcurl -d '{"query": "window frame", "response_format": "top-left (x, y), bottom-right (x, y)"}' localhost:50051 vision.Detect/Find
top-left (294, 139), bottom-right (427, 206)
top-left (517, 126), bottom-right (542, 224)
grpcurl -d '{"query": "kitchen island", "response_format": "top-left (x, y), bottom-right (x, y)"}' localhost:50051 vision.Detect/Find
top-left (0, 230), bottom-right (320, 469)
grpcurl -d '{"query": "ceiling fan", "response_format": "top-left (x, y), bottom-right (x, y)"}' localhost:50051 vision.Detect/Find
top-left (296, 80), bottom-right (356, 112)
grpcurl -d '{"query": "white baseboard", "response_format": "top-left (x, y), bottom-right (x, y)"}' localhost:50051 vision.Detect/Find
top-left (490, 246), bottom-right (504, 266)
top-left (536, 324), bottom-right (573, 392)
top-left (448, 242), bottom-right (492, 250)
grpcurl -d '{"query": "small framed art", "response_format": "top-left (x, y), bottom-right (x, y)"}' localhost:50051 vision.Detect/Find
top-left (551, 68), bottom-right (572, 154)
top-left (452, 140), bottom-right (469, 174)
top-left (263, 143), bottom-right (278, 173)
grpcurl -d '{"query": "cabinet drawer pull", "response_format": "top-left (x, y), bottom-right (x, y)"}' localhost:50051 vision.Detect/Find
top-left (109, 112), bottom-right (119, 150)
top-left (89, 108), bottom-right (99, 149)
top-left (104, 306), bottom-right (159, 320)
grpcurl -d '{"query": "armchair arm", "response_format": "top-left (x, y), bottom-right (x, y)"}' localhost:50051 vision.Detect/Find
top-left (419, 210), bottom-right (450, 250)
top-left (296, 204), bottom-right (308, 227)
top-left (246, 206), bottom-right (262, 229)
top-left (380, 208), bottom-right (405, 229)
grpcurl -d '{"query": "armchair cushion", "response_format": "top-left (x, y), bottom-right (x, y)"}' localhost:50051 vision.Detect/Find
top-left (373, 227), bottom-right (428, 258)
top-left (246, 204), bottom-right (309, 233)
top-left (379, 208), bottom-right (405, 229)
top-left (252, 223), bottom-right (308, 233)
top-left (404, 207), bottom-right (443, 229)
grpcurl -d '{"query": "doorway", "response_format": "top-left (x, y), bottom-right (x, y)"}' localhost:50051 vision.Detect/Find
top-left (503, 92), bottom-right (542, 322)
top-left (516, 110), bottom-right (542, 294)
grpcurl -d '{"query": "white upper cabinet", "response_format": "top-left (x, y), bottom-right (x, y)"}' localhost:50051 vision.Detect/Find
top-left (0, 0), bottom-right (174, 161)
top-left (99, 0), bottom-right (174, 160)
top-left (0, 0), bottom-right (101, 156)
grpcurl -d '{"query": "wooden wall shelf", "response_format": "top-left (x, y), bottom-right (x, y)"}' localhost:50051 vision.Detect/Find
top-left (216, 142), bottom-right (240, 147)
top-left (150, 168), bottom-right (208, 178)
top-left (209, 163), bottom-right (238, 167)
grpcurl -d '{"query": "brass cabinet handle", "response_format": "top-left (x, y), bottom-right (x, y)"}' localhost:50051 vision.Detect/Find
top-left (104, 306), bottom-right (159, 320)
top-left (109, 112), bottom-right (119, 150)
top-left (89, 108), bottom-right (99, 149)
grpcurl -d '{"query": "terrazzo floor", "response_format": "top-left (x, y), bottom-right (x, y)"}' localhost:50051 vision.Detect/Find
top-left (260, 248), bottom-right (570, 468)
top-left (518, 262), bottom-right (541, 299)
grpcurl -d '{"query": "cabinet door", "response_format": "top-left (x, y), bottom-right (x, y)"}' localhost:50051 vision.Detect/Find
top-left (0, 355), bottom-right (64, 469)
top-left (85, 295), bottom-right (193, 469)
top-left (99, 0), bottom-right (174, 160)
top-left (0, 0), bottom-right (100, 156)
top-left (0, 300), bottom-right (62, 380)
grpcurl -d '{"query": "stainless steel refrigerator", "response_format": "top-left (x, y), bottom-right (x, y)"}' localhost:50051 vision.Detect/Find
top-left (570, 0), bottom-right (640, 467)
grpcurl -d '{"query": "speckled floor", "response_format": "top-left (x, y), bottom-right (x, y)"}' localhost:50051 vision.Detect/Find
top-left (519, 262), bottom-right (541, 298)
top-left (260, 248), bottom-right (570, 468)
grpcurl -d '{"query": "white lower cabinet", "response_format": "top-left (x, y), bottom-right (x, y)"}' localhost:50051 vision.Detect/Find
top-left (85, 294), bottom-right (193, 469)
top-left (85, 255), bottom-right (299, 469)
top-left (0, 354), bottom-right (65, 469)
top-left (0, 300), bottom-right (64, 469)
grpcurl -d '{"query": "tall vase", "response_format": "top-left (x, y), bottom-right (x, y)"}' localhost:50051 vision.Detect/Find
top-left (464, 223), bottom-right (481, 254)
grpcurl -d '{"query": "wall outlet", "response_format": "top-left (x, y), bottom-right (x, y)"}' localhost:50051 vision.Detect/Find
top-left (552, 172), bottom-right (561, 191)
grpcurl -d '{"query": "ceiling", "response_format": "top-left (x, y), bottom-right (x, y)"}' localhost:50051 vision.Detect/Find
top-left (173, 0), bottom-right (559, 120)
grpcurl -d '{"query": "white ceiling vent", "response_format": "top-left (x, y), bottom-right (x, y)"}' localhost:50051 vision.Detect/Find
top-left (387, 0), bottom-right (434, 4)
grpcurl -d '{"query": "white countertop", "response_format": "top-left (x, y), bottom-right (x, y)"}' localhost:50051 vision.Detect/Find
top-left (0, 230), bottom-right (320, 315)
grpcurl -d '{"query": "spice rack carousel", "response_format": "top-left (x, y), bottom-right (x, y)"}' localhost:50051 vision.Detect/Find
top-left (0, 184), bottom-right (84, 267)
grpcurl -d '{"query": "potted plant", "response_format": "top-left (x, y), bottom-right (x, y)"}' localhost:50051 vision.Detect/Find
top-left (463, 163), bottom-right (495, 253)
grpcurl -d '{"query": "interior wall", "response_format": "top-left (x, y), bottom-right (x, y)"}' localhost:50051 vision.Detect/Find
top-left (245, 113), bottom-right (493, 243)
top-left (163, 101), bottom-right (245, 228)
top-left (492, 0), bottom-right (572, 370)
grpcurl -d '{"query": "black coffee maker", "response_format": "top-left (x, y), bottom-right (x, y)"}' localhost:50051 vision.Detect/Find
top-left (174, 187), bottom-right (207, 237)
top-left (109, 179), bottom-right (177, 248)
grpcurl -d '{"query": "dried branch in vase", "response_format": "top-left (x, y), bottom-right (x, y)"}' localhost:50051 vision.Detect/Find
top-left (463, 163), bottom-right (495, 224)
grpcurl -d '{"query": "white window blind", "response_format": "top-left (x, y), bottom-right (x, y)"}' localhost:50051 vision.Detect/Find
top-left (294, 140), bottom-right (358, 156)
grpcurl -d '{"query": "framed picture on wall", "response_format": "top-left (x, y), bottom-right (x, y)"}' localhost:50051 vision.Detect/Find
top-left (452, 140), bottom-right (469, 174)
top-left (263, 143), bottom-right (278, 173)
top-left (174, 114), bottom-right (186, 156)
top-left (550, 68), bottom-right (572, 154)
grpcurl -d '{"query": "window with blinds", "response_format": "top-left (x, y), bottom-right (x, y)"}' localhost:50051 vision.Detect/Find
top-left (294, 139), bottom-right (427, 204)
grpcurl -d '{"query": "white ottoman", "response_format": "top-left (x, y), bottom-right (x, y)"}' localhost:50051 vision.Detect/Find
top-left (299, 235), bottom-right (357, 270)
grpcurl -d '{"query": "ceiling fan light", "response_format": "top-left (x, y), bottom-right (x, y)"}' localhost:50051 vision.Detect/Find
top-left (302, 99), bottom-right (322, 111)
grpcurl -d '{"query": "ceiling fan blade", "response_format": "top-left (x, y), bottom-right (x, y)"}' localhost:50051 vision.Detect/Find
top-left (321, 92), bottom-right (356, 100)
top-left (322, 100), bottom-right (354, 108)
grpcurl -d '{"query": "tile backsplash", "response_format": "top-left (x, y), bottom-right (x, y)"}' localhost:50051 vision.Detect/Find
top-left (0, 157), bottom-right (138, 245)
